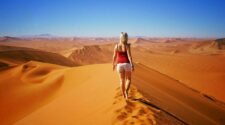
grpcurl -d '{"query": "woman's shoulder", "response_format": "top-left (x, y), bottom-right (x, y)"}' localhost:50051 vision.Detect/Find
top-left (126, 43), bottom-right (131, 48)
top-left (114, 43), bottom-right (118, 50)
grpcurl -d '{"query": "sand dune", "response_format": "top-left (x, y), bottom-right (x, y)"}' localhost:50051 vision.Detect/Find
top-left (1, 38), bottom-right (224, 103)
top-left (0, 37), bottom-right (116, 53)
top-left (0, 61), bottom-right (67, 125)
top-left (133, 63), bottom-right (225, 125)
top-left (1, 37), bottom-right (223, 55)
top-left (0, 61), bottom-right (225, 125)
top-left (1, 37), bottom-right (225, 124)
top-left (68, 44), bottom-right (113, 65)
top-left (131, 38), bottom-right (154, 45)
top-left (214, 38), bottom-right (225, 50)
top-left (0, 45), bottom-right (77, 67)
top-left (0, 61), bottom-right (120, 125)
top-left (189, 38), bottom-right (225, 54)
top-left (133, 53), bottom-right (225, 102)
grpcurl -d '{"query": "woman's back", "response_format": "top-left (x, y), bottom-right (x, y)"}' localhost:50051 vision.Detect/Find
top-left (116, 43), bottom-right (130, 63)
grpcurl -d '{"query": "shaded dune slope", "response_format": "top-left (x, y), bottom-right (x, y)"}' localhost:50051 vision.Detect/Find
top-left (133, 53), bottom-right (225, 102)
top-left (133, 63), bottom-right (225, 125)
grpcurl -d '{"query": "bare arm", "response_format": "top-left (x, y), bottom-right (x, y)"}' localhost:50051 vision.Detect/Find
top-left (112, 45), bottom-right (117, 70)
top-left (126, 44), bottom-right (134, 68)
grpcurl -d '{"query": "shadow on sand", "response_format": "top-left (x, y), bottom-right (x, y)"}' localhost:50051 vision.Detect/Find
top-left (129, 97), bottom-right (188, 125)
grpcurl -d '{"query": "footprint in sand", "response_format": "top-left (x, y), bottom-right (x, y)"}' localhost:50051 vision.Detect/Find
top-left (112, 84), bottom-right (157, 125)
top-left (112, 84), bottom-right (186, 125)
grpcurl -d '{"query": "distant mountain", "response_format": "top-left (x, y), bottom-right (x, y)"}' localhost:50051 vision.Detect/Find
top-left (20, 34), bottom-right (60, 39)
top-left (0, 34), bottom-right (58, 42)
top-left (36, 33), bottom-right (53, 37)
top-left (0, 36), bottom-right (25, 42)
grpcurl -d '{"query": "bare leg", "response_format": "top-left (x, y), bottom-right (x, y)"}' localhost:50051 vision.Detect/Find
top-left (125, 71), bottom-right (131, 99)
top-left (118, 71), bottom-right (126, 99)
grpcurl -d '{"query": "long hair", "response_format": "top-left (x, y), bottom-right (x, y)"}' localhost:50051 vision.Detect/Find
top-left (120, 32), bottom-right (128, 44)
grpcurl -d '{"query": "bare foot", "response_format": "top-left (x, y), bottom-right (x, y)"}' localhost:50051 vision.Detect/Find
top-left (125, 93), bottom-right (129, 100)
top-left (122, 92), bottom-right (126, 99)
top-left (125, 90), bottom-right (129, 100)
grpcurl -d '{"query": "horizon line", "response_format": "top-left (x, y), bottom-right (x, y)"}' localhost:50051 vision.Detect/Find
top-left (0, 34), bottom-right (223, 39)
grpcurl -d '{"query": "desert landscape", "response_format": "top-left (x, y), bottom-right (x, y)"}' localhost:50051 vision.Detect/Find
top-left (0, 36), bottom-right (225, 125)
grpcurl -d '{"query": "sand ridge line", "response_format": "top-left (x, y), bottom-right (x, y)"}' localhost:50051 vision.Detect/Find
top-left (112, 84), bottom-right (186, 125)
top-left (112, 85), bottom-right (157, 125)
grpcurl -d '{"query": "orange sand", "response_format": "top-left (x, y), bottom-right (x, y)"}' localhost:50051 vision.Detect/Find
top-left (0, 61), bottom-right (224, 125)
top-left (1, 37), bottom-right (225, 125)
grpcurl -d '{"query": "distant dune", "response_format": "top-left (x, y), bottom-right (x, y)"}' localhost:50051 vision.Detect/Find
top-left (189, 38), bottom-right (225, 54)
top-left (213, 38), bottom-right (225, 50)
top-left (0, 45), bottom-right (77, 68)
top-left (131, 38), bottom-right (154, 45)
top-left (68, 44), bottom-right (113, 65)
top-left (0, 37), bottom-right (116, 53)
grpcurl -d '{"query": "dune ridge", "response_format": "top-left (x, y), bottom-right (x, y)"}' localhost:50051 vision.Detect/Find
top-left (112, 85), bottom-right (186, 125)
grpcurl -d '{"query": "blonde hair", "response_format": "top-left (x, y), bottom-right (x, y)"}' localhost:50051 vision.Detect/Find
top-left (120, 32), bottom-right (128, 44)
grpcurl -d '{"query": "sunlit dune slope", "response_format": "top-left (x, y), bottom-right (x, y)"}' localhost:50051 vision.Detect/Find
top-left (1, 61), bottom-right (123, 125)
top-left (0, 61), bottom-right (67, 125)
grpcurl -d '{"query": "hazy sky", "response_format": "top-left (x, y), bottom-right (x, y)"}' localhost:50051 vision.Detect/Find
top-left (0, 0), bottom-right (225, 37)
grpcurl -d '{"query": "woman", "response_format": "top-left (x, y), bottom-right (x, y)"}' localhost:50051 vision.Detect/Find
top-left (112, 32), bottom-right (134, 100)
